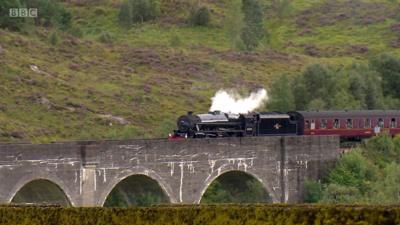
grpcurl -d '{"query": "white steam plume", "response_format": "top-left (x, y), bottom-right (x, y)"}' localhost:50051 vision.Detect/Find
top-left (209, 89), bottom-right (268, 114)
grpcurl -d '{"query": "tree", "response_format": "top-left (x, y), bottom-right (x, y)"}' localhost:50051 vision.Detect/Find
top-left (348, 67), bottom-right (366, 107)
top-left (24, 0), bottom-right (71, 29)
top-left (308, 98), bottom-right (326, 110)
top-left (330, 89), bottom-right (360, 110)
top-left (362, 134), bottom-right (400, 167)
top-left (306, 119), bottom-right (400, 205)
top-left (370, 163), bottom-right (400, 204)
top-left (225, 0), bottom-right (245, 50)
top-left (241, 0), bottom-right (265, 50)
top-left (118, 0), bottom-right (133, 27)
top-left (292, 64), bottom-right (339, 110)
top-left (292, 76), bottom-right (309, 110)
top-left (347, 64), bottom-right (385, 109)
top-left (364, 76), bottom-right (384, 109)
top-left (268, 74), bottom-right (295, 112)
top-left (301, 64), bottom-right (336, 103)
top-left (327, 150), bottom-right (377, 194)
top-left (371, 53), bottom-right (400, 98)
top-left (0, 0), bottom-right (26, 31)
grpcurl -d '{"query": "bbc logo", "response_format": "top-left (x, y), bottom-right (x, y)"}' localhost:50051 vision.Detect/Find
top-left (9, 8), bottom-right (38, 18)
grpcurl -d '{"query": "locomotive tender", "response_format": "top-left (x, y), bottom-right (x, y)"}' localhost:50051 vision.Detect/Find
top-left (172, 110), bottom-right (400, 139)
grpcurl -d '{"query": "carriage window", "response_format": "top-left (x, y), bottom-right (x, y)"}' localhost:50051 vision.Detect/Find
top-left (378, 118), bottom-right (384, 128)
top-left (305, 120), bottom-right (310, 129)
top-left (346, 119), bottom-right (353, 129)
top-left (333, 119), bottom-right (340, 129)
top-left (365, 118), bottom-right (371, 128)
top-left (311, 120), bottom-right (315, 130)
top-left (391, 118), bottom-right (397, 128)
top-left (320, 119), bottom-right (327, 129)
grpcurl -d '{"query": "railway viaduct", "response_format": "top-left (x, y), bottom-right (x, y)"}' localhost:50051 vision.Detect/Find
top-left (0, 136), bottom-right (340, 206)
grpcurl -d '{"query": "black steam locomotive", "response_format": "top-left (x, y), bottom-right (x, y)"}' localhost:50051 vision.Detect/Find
top-left (172, 111), bottom-right (298, 138)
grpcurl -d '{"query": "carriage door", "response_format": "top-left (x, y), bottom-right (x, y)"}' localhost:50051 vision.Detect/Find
top-left (310, 119), bottom-right (316, 130)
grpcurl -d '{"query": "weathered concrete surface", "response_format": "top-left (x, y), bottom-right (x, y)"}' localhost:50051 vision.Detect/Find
top-left (0, 136), bottom-right (340, 206)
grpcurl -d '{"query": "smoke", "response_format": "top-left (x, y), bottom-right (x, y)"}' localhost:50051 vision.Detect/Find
top-left (209, 89), bottom-right (268, 114)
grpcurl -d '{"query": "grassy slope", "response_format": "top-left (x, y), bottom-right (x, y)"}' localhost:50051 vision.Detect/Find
top-left (1, 0), bottom-right (400, 143)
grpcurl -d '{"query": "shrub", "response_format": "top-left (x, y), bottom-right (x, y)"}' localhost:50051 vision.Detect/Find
top-left (131, 0), bottom-right (160, 23)
top-left (189, 6), bottom-right (210, 26)
top-left (321, 184), bottom-right (362, 203)
top-left (118, 0), bottom-right (160, 27)
top-left (169, 34), bottom-right (182, 47)
top-left (49, 31), bottom-right (59, 45)
top-left (2, 205), bottom-right (400, 224)
top-left (69, 26), bottom-right (83, 38)
top-left (240, 25), bottom-right (259, 51)
top-left (304, 179), bottom-right (322, 203)
top-left (57, 6), bottom-right (72, 30)
top-left (94, 7), bottom-right (106, 16)
top-left (98, 32), bottom-right (114, 44)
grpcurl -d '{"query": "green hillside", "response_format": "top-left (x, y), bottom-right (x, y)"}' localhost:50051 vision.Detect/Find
top-left (1, 0), bottom-right (400, 143)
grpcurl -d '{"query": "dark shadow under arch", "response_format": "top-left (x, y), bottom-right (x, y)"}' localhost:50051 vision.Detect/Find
top-left (11, 179), bottom-right (71, 206)
top-left (201, 171), bottom-right (272, 204)
top-left (104, 174), bottom-right (170, 207)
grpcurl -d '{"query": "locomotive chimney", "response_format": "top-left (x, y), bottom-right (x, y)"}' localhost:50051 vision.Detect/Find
top-left (188, 111), bottom-right (193, 115)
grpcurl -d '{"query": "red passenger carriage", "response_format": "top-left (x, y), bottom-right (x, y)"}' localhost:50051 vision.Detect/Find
top-left (289, 110), bottom-right (400, 139)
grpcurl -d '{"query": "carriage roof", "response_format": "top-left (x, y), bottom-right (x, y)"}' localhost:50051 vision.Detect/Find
top-left (295, 110), bottom-right (400, 118)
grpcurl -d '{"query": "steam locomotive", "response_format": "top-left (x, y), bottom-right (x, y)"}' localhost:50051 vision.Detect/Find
top-left (171, 110), bottom-right (400, 139)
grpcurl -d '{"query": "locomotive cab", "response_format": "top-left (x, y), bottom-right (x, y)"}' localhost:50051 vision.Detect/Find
top-left (241, 114), bottom-right (257, 136)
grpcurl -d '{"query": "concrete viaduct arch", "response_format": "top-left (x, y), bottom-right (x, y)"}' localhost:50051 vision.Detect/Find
top-left (10, 178), bottom-right (72, 206)
top-left (98, 168), bottom-right (176, 206)
top-left (0, 136), bottom-right (340, 206)
top-left (197, 169), bottom-right (279, 204)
